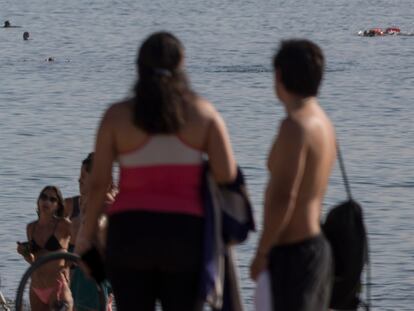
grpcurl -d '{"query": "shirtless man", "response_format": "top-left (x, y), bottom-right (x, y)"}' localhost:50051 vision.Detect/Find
top-left (250, 39), bottom-right (336, 311)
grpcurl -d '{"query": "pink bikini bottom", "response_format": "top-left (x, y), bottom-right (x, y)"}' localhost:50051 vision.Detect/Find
top-left (32, 278), bottom-right (63, 304)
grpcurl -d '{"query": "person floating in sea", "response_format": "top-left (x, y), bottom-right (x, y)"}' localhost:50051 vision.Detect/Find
top-left (23, 31), bottom-right (30, 40)
top-left (250, 39), bottom-right (336, 310)
top-left (3, 20), bottom-right (21, 28)
top-left (358, 27), bottom-right (414, 36)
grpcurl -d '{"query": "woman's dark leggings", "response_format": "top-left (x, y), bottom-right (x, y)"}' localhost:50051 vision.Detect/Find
top-left (105, 212), bottom-right (204, 311)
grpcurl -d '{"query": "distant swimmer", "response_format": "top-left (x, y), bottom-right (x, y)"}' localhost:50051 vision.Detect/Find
top-left (23, 31), bottom-right (30, 40)
top-left (358, 27), bottom-right (414, 37)
top-left (358, 27), bottom-right (393, 36)
top-left (42, 57), bottom-right (72, 63)
top-left (3, 20), bottom-right (22, 28)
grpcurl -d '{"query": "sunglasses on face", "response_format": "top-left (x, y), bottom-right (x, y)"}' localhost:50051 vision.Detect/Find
top-left (39, 193), bottom-right (59, 203)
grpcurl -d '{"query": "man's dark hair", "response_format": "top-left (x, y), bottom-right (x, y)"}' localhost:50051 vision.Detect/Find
top-left (82, 152), bottom-right (94, 173)
top-left (273, 39), bottom-right (324, 97)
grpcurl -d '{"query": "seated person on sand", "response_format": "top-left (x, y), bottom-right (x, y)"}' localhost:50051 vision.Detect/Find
top-left (70, 152), bottom-right (115, 311)
top-left (17, 185), bottom-right (73, 311)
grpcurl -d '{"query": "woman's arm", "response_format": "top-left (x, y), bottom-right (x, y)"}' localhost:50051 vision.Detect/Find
top-left (206, 112), bottom-right (237, 183)
top-left (16, 223), bottom-right (35, 264)
top-left (75, 107), bottom-right (116, 255)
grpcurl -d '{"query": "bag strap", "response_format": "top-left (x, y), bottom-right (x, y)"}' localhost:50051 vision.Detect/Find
top-left (336, 142), bottom-right (371, 310)
top-left (336, 143), bottom-right (352, 200)
top-left (365, 251), bottom-right (371, 311)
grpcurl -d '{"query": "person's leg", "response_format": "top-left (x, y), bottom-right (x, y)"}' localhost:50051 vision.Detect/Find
top-left (30, 287), bottom-right (50, 311)
top-left (268, 235), bottom-right (333, 311)
top-left (159, 269), bottom-right (203, 311)
top-left (49, 271), bottom-right (73, 311)
top-left (306, 236), bottom-right (333, 311)
top-left (105, 212), bottom-right (203, 311)
top-left (107, 262), bottom-right (157, 311)
top-left (157, 215), bottom-right (204, 311)
top-left (106, 213), bottom-right (159, 311)
top-left (268, 246), bottom-right (290, 310)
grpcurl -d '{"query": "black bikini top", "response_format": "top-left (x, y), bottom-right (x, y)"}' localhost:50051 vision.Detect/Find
top-left (30, 221), bottom-right (65, 252)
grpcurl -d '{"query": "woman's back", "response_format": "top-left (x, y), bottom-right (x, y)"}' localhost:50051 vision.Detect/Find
top-left (95, 95), bottom-right (236, 188)
top-left (107, 98), bottom-right (211, 154)
top-left (112, 132), bottom-right (204, 216)
top-left (78, 32), bottom-right (237, 311)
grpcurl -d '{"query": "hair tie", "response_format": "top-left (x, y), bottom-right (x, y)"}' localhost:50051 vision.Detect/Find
top-left (153, 67), bottom-right (172, 77)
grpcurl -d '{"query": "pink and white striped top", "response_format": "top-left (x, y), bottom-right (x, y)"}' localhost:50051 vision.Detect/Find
top-left (108, 135), bottom-right (204, 217)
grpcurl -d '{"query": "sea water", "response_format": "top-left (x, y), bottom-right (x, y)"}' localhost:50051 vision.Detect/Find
top-left (1, 0), bottom-right (413, 309)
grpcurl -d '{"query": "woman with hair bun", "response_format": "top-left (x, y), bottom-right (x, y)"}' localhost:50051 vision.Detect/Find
top-left (75, 32), bottom-right (237, 310)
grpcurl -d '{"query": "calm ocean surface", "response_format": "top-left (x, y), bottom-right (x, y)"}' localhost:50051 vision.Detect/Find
top-left (1, 0), bottom-right (413, 309)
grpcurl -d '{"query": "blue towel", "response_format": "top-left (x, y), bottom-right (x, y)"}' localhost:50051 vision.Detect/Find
top-left (200, 163), bottom-right (255, 311)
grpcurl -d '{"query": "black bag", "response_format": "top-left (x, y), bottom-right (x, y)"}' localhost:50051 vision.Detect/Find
top-left (81, 246), bottom-right (106, 284)
top-left (322, 145), bottom-right (371, 310)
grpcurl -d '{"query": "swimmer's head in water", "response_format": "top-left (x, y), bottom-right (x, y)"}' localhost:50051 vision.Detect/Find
top-left (4, 20), bottom-right (10, 27)
top-left (23, 31), bottom-right (30, 40)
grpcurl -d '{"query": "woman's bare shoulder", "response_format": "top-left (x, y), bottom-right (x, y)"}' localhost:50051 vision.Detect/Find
top-left (27, 221), bottom-right (37, 229)
top-left (103, 100), bottom-right (132, 123)
top-left (26, 221), bottom-right (37, 238)
top-left (188, 98), bottom-right (223, 128)
top-left (193, 97), bottom-right (218, 116)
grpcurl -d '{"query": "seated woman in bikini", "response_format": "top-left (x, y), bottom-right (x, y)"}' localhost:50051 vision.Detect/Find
top-left (17, 185), bottom-right (73, 311)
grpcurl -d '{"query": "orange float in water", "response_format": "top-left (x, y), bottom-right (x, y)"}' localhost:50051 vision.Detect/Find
top-left (385, 27), bottom-right (401, 34)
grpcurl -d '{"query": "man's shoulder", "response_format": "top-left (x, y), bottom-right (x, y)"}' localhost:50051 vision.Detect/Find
top-left (279, 117), bottom-right (306, 141)
top-left (268, 117), bottom-right (306, 168)
top-left (64, 196), bottom-right (74, 205)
